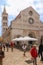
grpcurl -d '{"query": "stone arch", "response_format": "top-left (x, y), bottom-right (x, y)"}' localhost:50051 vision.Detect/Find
top-left (16, 35), bottom-right (22, 48)
top-left (29, 32), bottom-right (35, 38)
top-left (28, 32), bottom-right (36, 45)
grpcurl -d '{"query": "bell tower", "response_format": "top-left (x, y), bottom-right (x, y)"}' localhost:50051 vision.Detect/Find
top-left (2, 6), bottom-right (8, 35)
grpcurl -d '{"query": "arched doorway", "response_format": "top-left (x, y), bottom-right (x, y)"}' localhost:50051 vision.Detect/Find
top-left (28, 32), bottom-right (35, 45)
top-left (16, 35), bottom-right (21, 48)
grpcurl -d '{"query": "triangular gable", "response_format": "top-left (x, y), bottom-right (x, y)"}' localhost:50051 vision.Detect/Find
top-left (21, 6), bottom-right (39, 16)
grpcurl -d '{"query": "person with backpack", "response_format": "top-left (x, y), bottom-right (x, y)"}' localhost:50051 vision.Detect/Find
top-left (30, 44), bottom-right (38, 65)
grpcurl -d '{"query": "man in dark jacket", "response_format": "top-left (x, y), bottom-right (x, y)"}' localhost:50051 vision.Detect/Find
top-left (38, 43), bottom-right (43, 61)
top-left (6, 42), bottom-right (9, 51)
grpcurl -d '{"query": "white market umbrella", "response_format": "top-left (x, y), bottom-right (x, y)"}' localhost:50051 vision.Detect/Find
top-left (12, 38), bottom-right (19, 41)
top-left (16, 37), bottom-right (24, 41)
top-left (12, 37), bottom-right (24, 41)
top-left (12, 36), bottom-right (37, 41)
top-left (23, 36), bottom-right (38, 41)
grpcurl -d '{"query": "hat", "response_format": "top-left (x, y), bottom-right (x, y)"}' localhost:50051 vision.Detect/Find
top-left (33, 44), bottom-right (37, 47)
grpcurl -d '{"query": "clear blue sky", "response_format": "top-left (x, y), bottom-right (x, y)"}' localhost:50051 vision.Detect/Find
top-left (0, 0), bottom-right (43, 36)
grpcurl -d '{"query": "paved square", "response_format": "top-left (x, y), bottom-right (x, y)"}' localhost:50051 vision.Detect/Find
top-left (3, 48), bottom-right (43, 65)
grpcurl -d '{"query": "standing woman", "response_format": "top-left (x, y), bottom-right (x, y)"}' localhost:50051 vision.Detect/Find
top-left (10, 42), bottom-right (14, 52)
top-left (22, 44), bottom-right (27, 56)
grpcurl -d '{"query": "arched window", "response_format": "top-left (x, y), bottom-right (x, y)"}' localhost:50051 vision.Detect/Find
top-left (28, 32), bottom-right (35, 45)
top-left (3, 17), bottom-right (7, 20)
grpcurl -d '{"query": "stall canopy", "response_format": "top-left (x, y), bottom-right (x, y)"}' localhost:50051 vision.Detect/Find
top-left (12, 36), bottom-right (38, 41)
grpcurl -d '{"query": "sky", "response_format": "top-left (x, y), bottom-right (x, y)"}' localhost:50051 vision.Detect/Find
top-left (0, 0), bottom-right (43, 36)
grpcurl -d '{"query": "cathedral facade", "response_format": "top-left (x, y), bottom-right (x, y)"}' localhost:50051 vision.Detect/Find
top-left (2, 6), bottom-right (43, 44)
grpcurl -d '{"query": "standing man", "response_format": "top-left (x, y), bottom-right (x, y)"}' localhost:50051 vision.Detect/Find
top-left (6, 42), bottom-right (9, 52)
top-left (38, 43), bottom-right (43, 61)
top-left (30, 45), bottom-right (38, 65)
top-left (3, 44), bottom-right (5, 51)
top-left (0, 45), bottom-right (4, 65)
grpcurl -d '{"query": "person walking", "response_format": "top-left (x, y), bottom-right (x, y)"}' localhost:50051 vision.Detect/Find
top-left (22, 44), bottom-right (27, 57)
top-left (3, 44), bottom-right (5, 51)
top-left (30, 45), bottom-right (38, 65)
top-left (38, 43), bottom-right (43, 61)
top-left (10, 42), bottom-right (14, 52)
top-left (0, 45), bottom-right (4, 65)
top-left (6, 42), bottom-right (9, 52)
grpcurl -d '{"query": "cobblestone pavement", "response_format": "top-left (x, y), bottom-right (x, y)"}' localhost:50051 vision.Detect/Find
top-left (3, 48), bottom-right (43, 65)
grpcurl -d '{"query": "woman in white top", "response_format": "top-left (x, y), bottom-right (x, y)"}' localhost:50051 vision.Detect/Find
top-left (22, 44), bottom-right (27, 56)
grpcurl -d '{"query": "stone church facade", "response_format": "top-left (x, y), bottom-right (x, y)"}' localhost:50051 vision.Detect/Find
top-left (2, 6), bottom-right (43, 44)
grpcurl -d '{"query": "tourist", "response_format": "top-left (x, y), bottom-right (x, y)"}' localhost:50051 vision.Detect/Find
top-left (38, 43), bottom-right (43, 61)
top-left (6, 42), bottom-right (9, 52)
top-left (10, 42), bottom-right (14, 52)
top-left (22, 44), bottom-right (27, 56)
top-left (30, 44), bottom-right (38, 65)
top-left (0, 45), bottom-right (4, 65)
top-left (3, 44), bottom-right (5, 51)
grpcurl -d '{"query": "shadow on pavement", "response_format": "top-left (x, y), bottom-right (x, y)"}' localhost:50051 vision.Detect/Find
top-left (25, 59), bottom-right (33, 64)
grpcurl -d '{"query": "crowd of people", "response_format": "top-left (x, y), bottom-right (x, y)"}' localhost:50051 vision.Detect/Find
top-left (2, 42), bottom-right (14, 52)
top-left (0, 41), bottom-right (43, 65)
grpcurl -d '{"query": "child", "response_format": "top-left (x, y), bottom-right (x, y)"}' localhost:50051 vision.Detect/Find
top-left (30, 45), bottom-right (38, 65)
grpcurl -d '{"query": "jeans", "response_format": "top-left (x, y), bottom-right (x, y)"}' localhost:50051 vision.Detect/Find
top-left (33, 58), bottom-right (37, 65)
